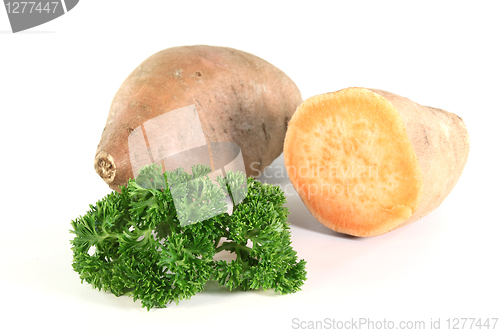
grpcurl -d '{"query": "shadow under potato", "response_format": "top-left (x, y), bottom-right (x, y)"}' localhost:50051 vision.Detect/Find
top-left (286, 193), bottom-right (360, 239)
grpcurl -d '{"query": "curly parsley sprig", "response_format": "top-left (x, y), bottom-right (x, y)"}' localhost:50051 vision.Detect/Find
top-left (70, 164), bottom-right (306, 310)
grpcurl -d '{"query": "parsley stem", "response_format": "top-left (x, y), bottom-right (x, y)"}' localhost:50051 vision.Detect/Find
top-left (215, 241), bottom-right (251, 254)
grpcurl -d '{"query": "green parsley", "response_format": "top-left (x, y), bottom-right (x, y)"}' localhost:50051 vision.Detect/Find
top-left (70, 164), bottom-right (307, 310)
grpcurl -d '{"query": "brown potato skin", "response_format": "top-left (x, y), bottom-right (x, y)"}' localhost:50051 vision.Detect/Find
top-left (369, 89), bottom-right (470, 227)
top-left (94, 45), bottom-right (302, 191)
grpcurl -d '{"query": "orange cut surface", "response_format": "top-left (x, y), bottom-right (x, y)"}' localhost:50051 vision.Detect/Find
top-left (284, 88), bottom-right (423, 237)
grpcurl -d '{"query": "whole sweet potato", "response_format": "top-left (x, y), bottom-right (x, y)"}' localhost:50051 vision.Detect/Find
top-left (284, 87), bottom-right (469, 237)
top-left (95, 45), bottom-right (302, 191)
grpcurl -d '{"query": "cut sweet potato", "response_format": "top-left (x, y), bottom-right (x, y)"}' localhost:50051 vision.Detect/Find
top-left (283, 87), bottom-right (469, 237)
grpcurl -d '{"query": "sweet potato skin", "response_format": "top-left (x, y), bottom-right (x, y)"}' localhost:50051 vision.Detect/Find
top-left (370, 89), bottom-right (470, 227)
top-left (95, 45), bottom-right (302, 191)
top-left (284, 87), bottom-right (469, 237)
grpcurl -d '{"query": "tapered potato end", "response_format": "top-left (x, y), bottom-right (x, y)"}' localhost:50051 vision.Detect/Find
top-left (94, 151), bottom-right (117, 185)
top-left (370, 89), bottom-right (470, 227)
top-left (284, 88), bottom-right (424, 237)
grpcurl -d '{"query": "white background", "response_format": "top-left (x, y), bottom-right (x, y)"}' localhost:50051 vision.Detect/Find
top-left (1, 1), bottom-right (498, 332)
